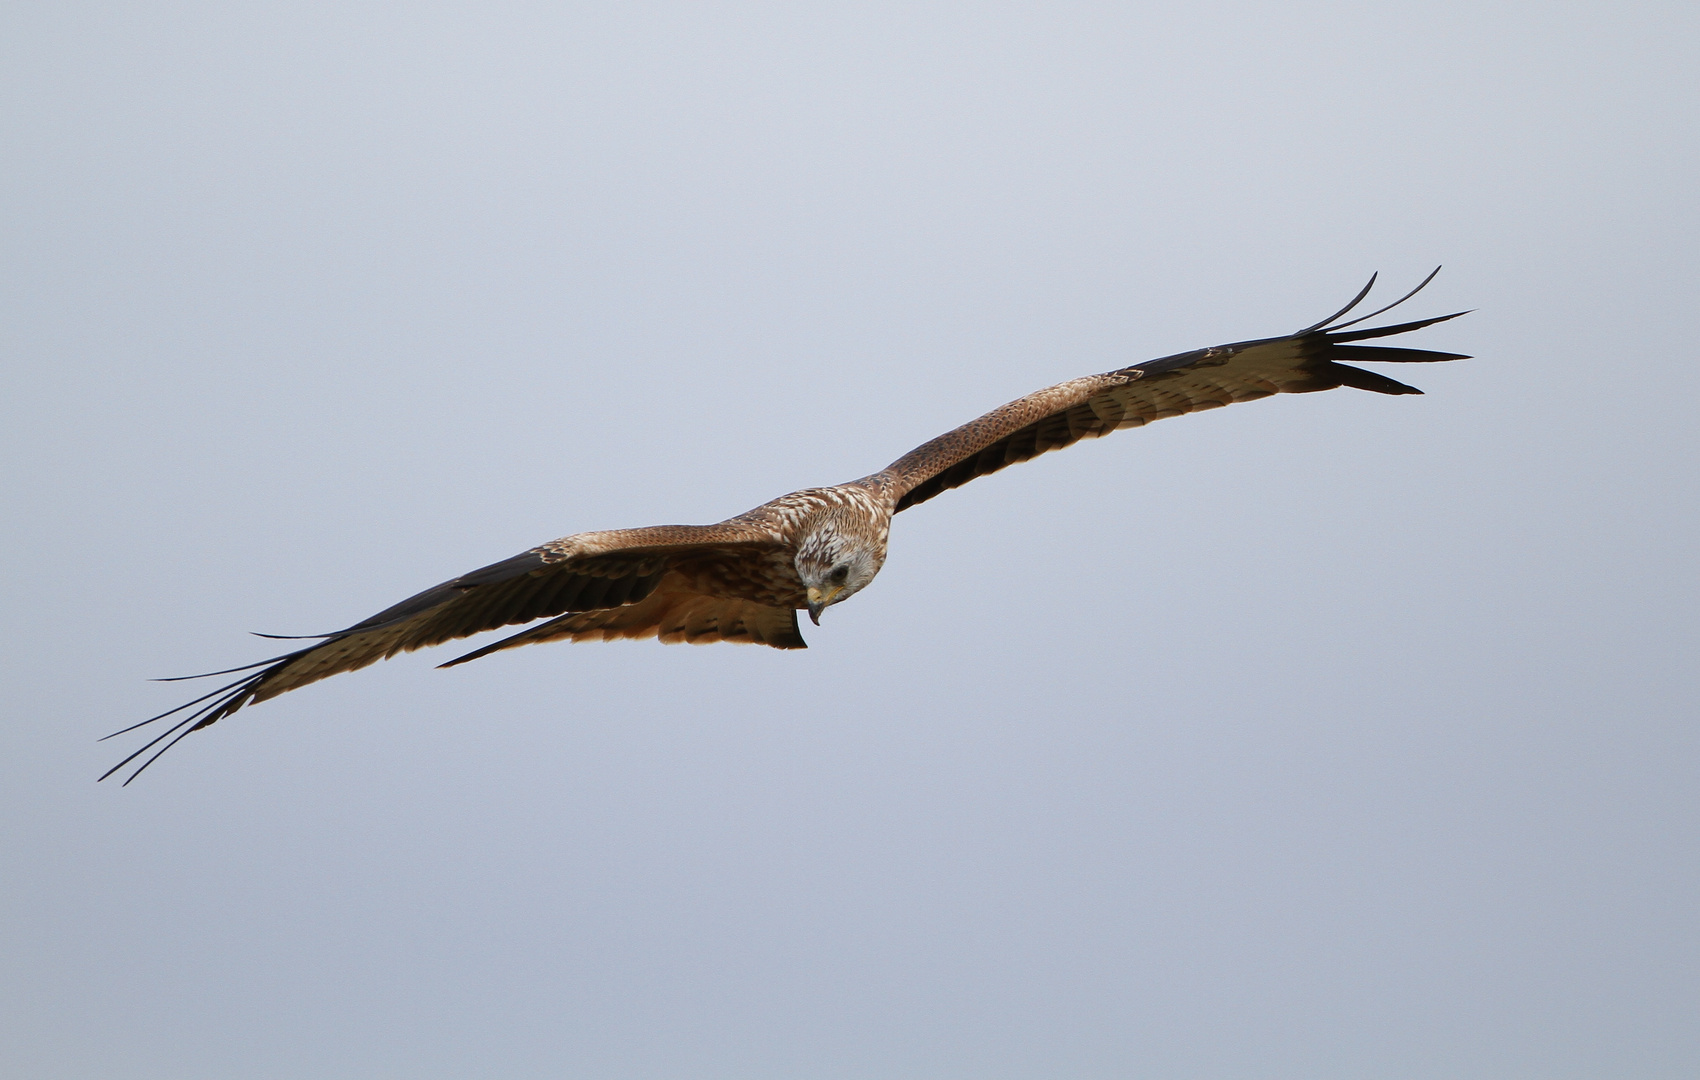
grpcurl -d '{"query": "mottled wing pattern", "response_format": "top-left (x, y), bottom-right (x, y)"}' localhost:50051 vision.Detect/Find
top-left (104, 524), bottom-right (783, 783)
top-left (886, 279), bottom-right (1468, 512)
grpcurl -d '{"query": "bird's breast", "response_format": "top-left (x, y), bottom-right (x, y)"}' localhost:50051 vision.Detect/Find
top-left (674, 549), bottom-right (806, 608)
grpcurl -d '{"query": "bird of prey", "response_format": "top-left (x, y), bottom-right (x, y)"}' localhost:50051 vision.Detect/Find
top-left (104, 271), bottom-right (1468, 783)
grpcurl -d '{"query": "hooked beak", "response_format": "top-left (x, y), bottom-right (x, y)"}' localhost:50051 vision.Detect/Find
top-left (806, 585), bottom-right (842, 625)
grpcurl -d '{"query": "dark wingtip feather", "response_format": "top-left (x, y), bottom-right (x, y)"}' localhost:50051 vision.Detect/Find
top-left (1325, 362), bottom-right (1424, 395)
top-left (1329, 345), bottom-right (1472, 364)
top-left (1297, 272), bottom-right (1379, 334)
top-left (1325, 310), bottom-right (1470, 343)
top-left (250, 631), bottom-right (339, 640)
top-left (99, 706), bottom-right (210, 782)
top-left (1319, 266), bottom-right (1443, 333)
top-left (102, 653), bottom-right (305, 782)
top-left (114, 721), bottom-right (207, 786)
top-left (1298, 268), bottom-right (1465, 340)
top-left (103, 668), bottom-right (270, 741)
top-left (150, 651), bottom-right (302, 683)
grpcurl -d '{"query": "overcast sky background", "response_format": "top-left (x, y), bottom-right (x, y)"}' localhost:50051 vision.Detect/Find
top-left (3, 3), bottom-right (1697, 1078)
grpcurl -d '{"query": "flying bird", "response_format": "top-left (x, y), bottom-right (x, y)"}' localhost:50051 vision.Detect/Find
top-left (104, 271), bottom-right (1469, 783)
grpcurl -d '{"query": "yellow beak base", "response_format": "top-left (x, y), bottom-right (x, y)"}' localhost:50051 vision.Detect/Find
top-left (805, 585), bottom-right (842, 625)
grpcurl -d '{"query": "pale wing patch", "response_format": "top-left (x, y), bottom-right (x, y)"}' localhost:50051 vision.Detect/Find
top-left (558, 589), bottom-right (805, 648)
top-left (437, 578), bottom-right (807, 667)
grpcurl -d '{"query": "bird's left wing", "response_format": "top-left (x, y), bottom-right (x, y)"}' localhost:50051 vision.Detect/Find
top-left (881, 271), bottom-right (1469, 512)
top-left (103, 523), bottom-right (783, 783)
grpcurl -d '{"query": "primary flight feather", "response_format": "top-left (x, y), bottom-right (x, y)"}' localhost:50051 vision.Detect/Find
top-left (105, 271), bottom-right (1469, 783)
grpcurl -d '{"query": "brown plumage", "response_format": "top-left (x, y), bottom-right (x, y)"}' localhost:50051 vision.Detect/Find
top-left (104, 271), bottom-right (1469, 782)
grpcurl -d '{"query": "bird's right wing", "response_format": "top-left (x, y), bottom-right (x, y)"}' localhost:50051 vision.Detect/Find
top-left (103, 523), bottom-right (782, 784)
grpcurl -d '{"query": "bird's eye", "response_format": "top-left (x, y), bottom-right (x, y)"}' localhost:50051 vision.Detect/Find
top-left (829, 565), bottom-right (850, 584)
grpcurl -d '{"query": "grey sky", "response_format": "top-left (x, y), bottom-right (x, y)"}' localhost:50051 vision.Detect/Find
top-left (3, 3), bottom-right (1697, 1077)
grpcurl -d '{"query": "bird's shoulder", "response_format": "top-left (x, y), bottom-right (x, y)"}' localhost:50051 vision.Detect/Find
top-left (723, 481), bottom-right (894, 536)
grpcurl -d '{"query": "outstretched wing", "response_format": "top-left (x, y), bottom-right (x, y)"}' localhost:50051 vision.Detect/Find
top-left (882, 270), bottom-right (1470, 512)
top-left (103, 523), bottom-right (783, 784)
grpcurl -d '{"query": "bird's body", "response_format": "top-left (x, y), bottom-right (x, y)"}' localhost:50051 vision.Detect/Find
top-left (105, 272), bottom-right (1469, 782)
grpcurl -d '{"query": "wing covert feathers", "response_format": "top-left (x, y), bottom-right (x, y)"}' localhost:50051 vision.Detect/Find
top-left (885, 272), bottom-right (1467, 512)
top-left (440, 575), bottom-right (807, 667)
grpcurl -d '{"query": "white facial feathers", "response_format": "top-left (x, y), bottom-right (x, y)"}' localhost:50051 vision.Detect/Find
top-left (794, 501), bottom-right (889, 615)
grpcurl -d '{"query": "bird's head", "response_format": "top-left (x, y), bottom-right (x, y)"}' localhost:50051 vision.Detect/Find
top-left (795, 513), bottom-right (886, 625)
